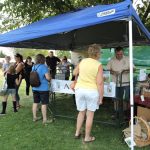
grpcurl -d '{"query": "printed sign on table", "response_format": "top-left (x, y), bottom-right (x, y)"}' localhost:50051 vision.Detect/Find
top-left (51, 79), bottom-right (116, 97)
top-left (104, 82), bottom-right (116, 98)
top-left (51, 79), bottom-right (74, 94)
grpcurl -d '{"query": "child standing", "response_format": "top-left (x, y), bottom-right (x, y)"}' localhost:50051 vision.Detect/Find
top-left (0, 65), bottom-right (22, 115)
top-left (2, 56), bottom-right (11, 76)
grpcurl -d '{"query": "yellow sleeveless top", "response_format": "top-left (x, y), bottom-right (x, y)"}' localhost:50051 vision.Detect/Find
top-left (75, 58), bottom-right (101, 89)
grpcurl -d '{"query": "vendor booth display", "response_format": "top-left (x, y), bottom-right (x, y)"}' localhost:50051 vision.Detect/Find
top-left (0, 0), bottom-right (150, 149)
top-left (134, 73), bottom-right (150, 108)
top-left (133, 71), bottom-right (150, 148)
top-left (51, 79), bottom-right (116, 98)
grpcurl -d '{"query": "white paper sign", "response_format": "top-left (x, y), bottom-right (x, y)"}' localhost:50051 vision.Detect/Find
top-left (124, 137), bottom-right (136, 148)
top-left (51, 79), bottom-right (74, 94)
top-left (104, 82), bottom-right (116, 97)
top-left (51, 79), bottom-right (116, 98)
top-left (138, 69), bottom-right (147, 81)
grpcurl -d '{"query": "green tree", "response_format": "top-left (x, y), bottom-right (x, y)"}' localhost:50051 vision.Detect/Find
top-left (0, 51), bottom-right (6, 58)
top-left (136, 0), bottom-right (150, 30)
top-left (0, 0), bottom-right (123, 32)
top-left (0, 0), bottom-right (149, 32)
top-left (14, 48), bottom-right (49, 59)
top-left (14, 48), bottom-right (71, 61)
top-left (56, 50), bottom-right (71, 59)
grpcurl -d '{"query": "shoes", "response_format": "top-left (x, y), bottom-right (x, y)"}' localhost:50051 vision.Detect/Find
top-left (84, 136), bottom-right (95, 143)
top-left (14, 110), bottom-right (18, 113)
top-left (0, 112), bottom-right (6, 116)
top-left (33, 117), bottom-right (42, 122)
top-left (17, 105), bottom-right (22, 109)
top-left (43, 119), bottom-right (53, 124)
top-left (74, 133), bottom-right (81, 139)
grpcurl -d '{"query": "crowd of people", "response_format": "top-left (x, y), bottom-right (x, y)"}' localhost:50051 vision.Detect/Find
top-left (0, 44), bottom-right (131, 142)
top-left (0, 52), bottom-right (72, 121)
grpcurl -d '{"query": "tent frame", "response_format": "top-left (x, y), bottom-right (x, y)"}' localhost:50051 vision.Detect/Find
top-left (1, 1), bottom-right (150, 149)
top-left (129, 17), bottom-right (134, 150)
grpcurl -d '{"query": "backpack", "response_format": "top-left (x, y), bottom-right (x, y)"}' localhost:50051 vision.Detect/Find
top-left (30, 65), bottom-right (41, 87)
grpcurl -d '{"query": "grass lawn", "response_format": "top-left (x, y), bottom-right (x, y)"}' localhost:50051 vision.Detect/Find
top-left (0, 71), bottom-right (150, 150)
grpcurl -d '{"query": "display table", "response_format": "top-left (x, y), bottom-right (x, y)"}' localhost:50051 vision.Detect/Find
top-left (134, 95), bottom-right (150, 108)
top-left (50, 79), bottom-right (116, 97)
top-left (48, 79), bottom-right (126, 126)
top-left (134, 95), bottom-right (150, 116)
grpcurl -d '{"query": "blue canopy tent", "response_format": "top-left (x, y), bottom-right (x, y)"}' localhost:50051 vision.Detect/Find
top-left (0, 0), bottom-right (149, 49)
top-left (0, 1), bottom-right (149, 149)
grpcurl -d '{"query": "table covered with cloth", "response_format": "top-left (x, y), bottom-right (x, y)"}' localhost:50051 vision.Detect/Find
top-left (134, 95), bottom-right (150, 108)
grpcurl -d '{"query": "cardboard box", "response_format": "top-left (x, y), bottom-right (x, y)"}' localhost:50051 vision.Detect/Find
top-left (137, 106), bottom-right (150, 121)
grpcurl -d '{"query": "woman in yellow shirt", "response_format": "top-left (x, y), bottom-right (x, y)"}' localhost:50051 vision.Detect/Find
top-left (73, 44), bottom-right (104, 143)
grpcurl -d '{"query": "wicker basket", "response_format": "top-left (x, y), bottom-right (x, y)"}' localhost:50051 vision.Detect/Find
top-left (133, 117), bottom-right (150, 147)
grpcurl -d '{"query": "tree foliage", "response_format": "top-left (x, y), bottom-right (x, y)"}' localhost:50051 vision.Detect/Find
top-left (0, 0), bottom-right (149, 32)
top-left (136, 0), bottom-right (150, 30)
top-left (14, 48), bottom-right (71, 60)
top-left (14, 48), bottom-right (49, 60)
top-left (56, 50), bottom-right (71, 59)
top-left (0, 0), bottom-right (122, 32)
top-left (0, 51), bottom-right (6, 58)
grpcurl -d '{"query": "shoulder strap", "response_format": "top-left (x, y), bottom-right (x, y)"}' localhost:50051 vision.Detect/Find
top-left (5, 73), bottom-right (7, 80)
top-left (34, 64), bottom-right (41, 71)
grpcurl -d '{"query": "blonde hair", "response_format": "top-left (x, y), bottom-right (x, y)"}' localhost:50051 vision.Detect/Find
top-left (8, 65), bottom-right (16, 74)
top-left (88, 44), bottom-right (101, 58)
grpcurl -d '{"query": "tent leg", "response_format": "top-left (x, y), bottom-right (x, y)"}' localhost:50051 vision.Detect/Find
top-left (129, 17), bottom-right (134, 150)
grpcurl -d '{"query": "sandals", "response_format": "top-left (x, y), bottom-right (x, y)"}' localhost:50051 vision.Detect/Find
top-left (17, 105), bottom-right (23, 109)
top-left (84, 136), bottom-right (95, 143)
top-left (74, 133), bottom-right (81, 139)
top-left (33, 117), bottom-right (42, 122)
top-left (43, 119), bottom-right (53, 125)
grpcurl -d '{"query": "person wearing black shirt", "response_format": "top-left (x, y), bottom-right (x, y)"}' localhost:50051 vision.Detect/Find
top-left (24, 56), bottom-right (34, 95)
top-left (46, 51), bottom-right (60, 79)
top-left (0, 65), bottom-right (22, 115)
top-left (14, 53), bottom-right (24, 108)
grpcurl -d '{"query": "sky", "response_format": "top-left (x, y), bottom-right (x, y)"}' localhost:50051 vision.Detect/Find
top-left (133, 0), bottom-right (143, 9)
top-left (0, 47), bottom-right (14, 57)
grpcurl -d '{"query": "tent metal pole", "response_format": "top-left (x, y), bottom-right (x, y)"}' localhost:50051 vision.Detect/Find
top-left (129, 17), bottom-right (134, 150)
